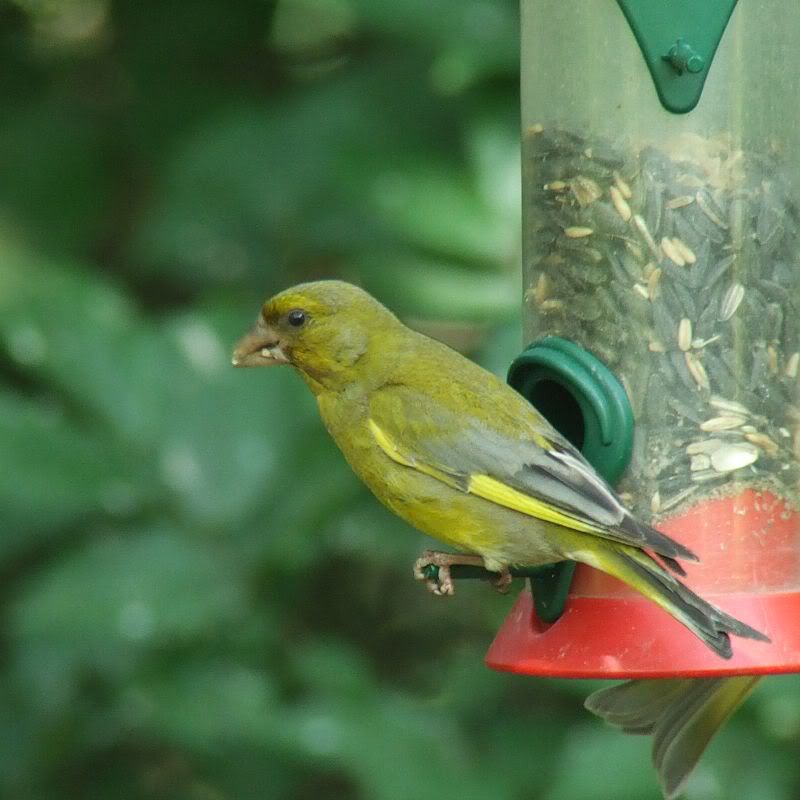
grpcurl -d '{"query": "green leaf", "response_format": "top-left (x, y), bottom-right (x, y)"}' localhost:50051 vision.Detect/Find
top-left (545, 723), bottom-right (662, 800)
top-left (0, 390), bottom-right (145, 557)
top-left (0, 95), bottom-right (110, 255)
top-left (154, 305), bottom-right (320, 526)
top-left (364, 160), bottom-right (513, 264)
top-left (350, 0), bottom-right (519, 87)
top-left (13, 527), bottom-right (249, 683)
top-left (0, 245), bottom-right (321, 526)
top-left (0, 244), bottom-right (167, 445)
top-left (130, 660), bottom-right (278, 750)
top-left (359, 253), bottom-right (518, 321)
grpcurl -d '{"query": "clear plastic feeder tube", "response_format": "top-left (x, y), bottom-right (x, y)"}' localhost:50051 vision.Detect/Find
top-left (521, 1), bottom-right (800, 599)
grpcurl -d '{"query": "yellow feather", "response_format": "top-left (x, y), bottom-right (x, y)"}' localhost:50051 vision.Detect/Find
top-left (467, 474), bottom-right (601, 534)
top-left (369, 418), bottom-right (602, 536)
top-left (367, 418), bottom-right (413, 466)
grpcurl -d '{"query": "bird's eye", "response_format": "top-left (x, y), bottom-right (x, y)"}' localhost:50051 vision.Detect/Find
top-left (287, 309), bottom-right (307, 327)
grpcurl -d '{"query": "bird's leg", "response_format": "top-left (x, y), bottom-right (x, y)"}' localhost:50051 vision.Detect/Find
top-left (491, 567), bottom-right (513, 594)
top-left (413, 550), bottom-right (511, 596)
top-left (413, 550), bottom-right (485, 596)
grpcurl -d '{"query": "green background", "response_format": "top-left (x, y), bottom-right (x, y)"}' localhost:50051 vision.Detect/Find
top-left (0, 1), bottom-right (798, 798)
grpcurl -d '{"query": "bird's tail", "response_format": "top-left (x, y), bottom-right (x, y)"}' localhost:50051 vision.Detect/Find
top-left (585, 676), bottom-right (760, 799)
top-left (590, 544), bottom-right (768, 658)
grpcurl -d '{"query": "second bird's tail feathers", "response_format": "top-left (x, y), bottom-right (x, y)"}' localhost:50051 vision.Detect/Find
top-left (585, 676), bottom-right (760, 799)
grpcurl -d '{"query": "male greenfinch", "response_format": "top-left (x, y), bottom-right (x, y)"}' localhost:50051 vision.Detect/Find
top-left (232, 280), bottom-right (767, 663)
top-left (585, 676), bottom-right (760, 799)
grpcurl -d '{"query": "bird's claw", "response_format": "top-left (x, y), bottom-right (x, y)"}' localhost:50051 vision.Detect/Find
top-left (432, 564), bottom-right (455, 596)
top-left (492, 569), bottom-right (513, 594)
top-left (413, 550), bottom-right (510, 596)
top-left (413, 551), bottom-right (456, 597)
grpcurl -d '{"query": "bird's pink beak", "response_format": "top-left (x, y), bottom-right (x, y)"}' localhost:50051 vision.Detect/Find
top-left (231, 324), bottom-right (290, 367)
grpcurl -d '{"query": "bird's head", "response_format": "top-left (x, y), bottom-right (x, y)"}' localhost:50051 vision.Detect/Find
top-left (232, 280), bottom-right (401, 391)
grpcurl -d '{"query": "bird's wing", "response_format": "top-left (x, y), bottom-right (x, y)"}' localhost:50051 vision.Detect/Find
top-left (368, 385), bottom-right (695, 562)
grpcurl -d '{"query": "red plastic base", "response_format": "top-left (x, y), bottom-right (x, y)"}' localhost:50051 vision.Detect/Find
top-left (485, 490), bottom-right (800, 678)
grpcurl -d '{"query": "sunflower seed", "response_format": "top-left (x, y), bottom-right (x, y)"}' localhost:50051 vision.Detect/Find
top-left (710, 443), bottom-right (759, 472)
top-left (685, 352), bottom-right (710, 390)
top-left (672, 238), bottom-right (697, 265)
top-left (768, 344), bottom-right (779, 374)
top-left (570, 176), bottom-right (603, 207)
top-left (700, 415), bottom-right (747, 432)
top-left (661, 236), bottom-right (686, 267)
top-left (745, 431), bottom-right (780, 456)
top-left (564, 226), bottom-right (594, 238)
top-left (690, 454), bottom-right (711, 471)
top-left (589, 200), bottom-right (631, 236)
top-left (613, 171), bottom-right (633, 199)
top-left (757, 204), bottom-right (784, 248)
top-left (632, 214), bottom-right (661, 258)
top-left (609, 185), bottom-right (632, 221)
top-left (785, 352), bottom-right (799, 378)
top-left (687, 439), bottom-right (724, 455)
top-left (696, 190), bottom-right (728, 228)
top-left (678, 318), bottom-right (692, 351)
top-left (650, 491), bottom-right (661, 513)
top-left (702, 254), bottom-right (736, 289)
top-left (691, 469), bottom-right (724, 483)
top-left (533, 272), bottom-right (551, 305)
top-left (647, 268), bottom-right (662, 300)
top-left (666, 195), bottom-right (695, 210)
top-left (718, 283), bottom-right (745, 321)
top-left (709, 396), bottom-right (751, 416)
top-left (624, 240), bottom-right (644, 261)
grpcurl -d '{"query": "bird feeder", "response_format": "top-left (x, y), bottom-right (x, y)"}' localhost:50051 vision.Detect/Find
top-left (486, 0), bottom-right (800, 678)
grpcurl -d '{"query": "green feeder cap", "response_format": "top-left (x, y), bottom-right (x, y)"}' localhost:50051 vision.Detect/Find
top-left (615, 0), bottom-right (739, 113)
top-left (507, 337), bottom-right (634, 622)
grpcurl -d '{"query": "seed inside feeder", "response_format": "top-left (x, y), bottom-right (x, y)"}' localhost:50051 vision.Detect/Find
top-left (524, 125), bottom-right (800, 518)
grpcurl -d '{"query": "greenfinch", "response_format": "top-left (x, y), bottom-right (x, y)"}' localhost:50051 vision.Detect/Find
top-left (585, 676), bottom-right (759, 799)
top-left (232, 280), bottom-right (766, 661)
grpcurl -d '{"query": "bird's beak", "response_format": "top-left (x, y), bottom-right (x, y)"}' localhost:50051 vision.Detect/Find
top-left (231, 324), bottom-right (290, 367)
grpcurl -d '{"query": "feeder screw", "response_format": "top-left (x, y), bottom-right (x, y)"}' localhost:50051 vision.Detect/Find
top-left (663, 38), bottom-right (705, 75)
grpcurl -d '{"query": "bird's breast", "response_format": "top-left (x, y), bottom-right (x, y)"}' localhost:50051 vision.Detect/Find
top-left (316, 394), bottom-right (515, 558)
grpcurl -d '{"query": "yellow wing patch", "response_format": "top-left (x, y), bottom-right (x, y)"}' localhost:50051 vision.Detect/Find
top-left (368, 418), bottom-right (462, 489)
top-left (468, 474), bottom-right (601, 534)
top-left (368, 418), bottom-right (414, 467)
top-left (369, 418), bottom-right (604, 536)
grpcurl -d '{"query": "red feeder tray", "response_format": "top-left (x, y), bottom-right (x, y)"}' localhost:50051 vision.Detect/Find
top-left (486, 489), bottom-right (800, 679)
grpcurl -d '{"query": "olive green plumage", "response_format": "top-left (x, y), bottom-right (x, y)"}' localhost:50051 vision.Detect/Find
top-left (232, 279), bottom-right (766, 661)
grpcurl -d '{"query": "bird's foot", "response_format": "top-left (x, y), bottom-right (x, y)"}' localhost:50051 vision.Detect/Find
top-left (413, 551), bottom-right (509, 597)
top-left (491, 568), bottom-right (513, 594)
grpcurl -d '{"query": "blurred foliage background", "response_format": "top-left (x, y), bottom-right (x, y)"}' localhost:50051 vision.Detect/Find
top-left (1, 1), bottom-right (799, 798)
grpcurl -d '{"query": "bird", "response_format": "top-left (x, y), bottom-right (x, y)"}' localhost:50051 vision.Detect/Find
top-left (585, 676), bottom-right (760, 799)
top-left (232, 279), bottom-right (768, 661)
